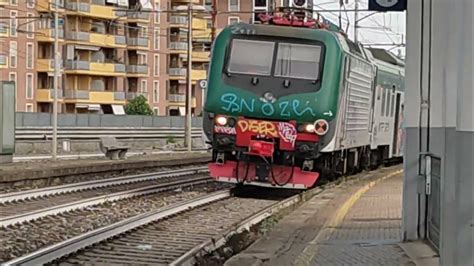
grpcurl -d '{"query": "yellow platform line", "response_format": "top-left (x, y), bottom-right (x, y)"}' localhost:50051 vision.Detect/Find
top-left (293, 169), bottom-right (403, 266)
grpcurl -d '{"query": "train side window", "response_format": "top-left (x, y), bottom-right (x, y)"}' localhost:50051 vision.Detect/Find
top-left (381, 88), bottom-right (386, 116)
top-left (390, 93), bottom-right (396, 117)
top-left (386, 91), bottom-right (391, 117)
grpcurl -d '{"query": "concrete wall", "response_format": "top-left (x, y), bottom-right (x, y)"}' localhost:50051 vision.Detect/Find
top-left (16, 113), bottom-right (204, 128)
top-left (403, 0), bottom-right (473, 265)
top-left (13, 113), bottom-right (207, 156)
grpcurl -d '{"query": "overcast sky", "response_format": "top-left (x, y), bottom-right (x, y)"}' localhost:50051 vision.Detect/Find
top-left (313, 0), bottom-right (406, 57)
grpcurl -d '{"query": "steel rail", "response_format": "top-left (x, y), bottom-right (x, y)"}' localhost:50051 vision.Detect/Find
top-left (0, 166), bottom-right (208, 203)
top-left (171, 187), bottom-right (325, 266)
top-left (0, 175), bottom-right (212, 227)
top-left (3, 190), bottom-right (231, 266)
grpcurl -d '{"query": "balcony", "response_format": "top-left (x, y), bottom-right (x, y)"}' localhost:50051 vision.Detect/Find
top-left (64, 90), bottom-right (126, 104)
top-left (169, 42), bottom-right (188, 51)
top-left (65, 1), bottom-right (121, 20)
top-left (167, 94), bottom-right (197, 107)
top-left (169, 16), bottom-right (208, 30)
top-left (65, 60), bottom-right (126, 76)
top-left (126, 65), bottom-right (148, 76)
top-left (169, 68), bottom-right (207, 81)
top-left (125, 92), bottom-right (148, 100)
top-left (66, 31), bottom-right (126, 48)
top-left (37, 28), bottom-right (64, 42)
top-left (171, 0), bottom-right (200, 4)
top-left (64, 90), bottom-right (90, 100)
top-left (178, 51), bottom-right (210, 62)
top-left (0, 23), bottom-right (8, 37)
top-left (126, 37), bottom-right (149, 49)
top-left (36, 0), bottom-right (65, 12)
top-left (36, 59), bottom-right (56, 72)
top-left (0, 0), bottom-right (8, 5)
top-left (37, 89), bottom-right (64, 102)
top-left (127, 12), bottom-right (150, 23)
top-left (0, 55), bottom-right (7, 69)
top-left (192, 29), bottom-right (212, 42)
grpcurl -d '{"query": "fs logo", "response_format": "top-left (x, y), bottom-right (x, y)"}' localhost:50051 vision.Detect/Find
top-left (368, 0), bottom-right (407, 11)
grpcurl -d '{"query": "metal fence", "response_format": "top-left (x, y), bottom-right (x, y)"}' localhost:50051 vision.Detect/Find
top-left (16, 113), bottom-right (203, 128)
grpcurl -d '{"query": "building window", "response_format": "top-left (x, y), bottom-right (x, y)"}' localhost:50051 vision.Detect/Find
top-left (254, 0), bottom-right (267, 8)
top-left (138, 53), bottom-right (147, 65)
top-left (140, 79), bottom-right (147, 93)
top-left (9, 72), bottom-right (17, 84)
top-left (153, 107), bottom-right (159, 115)
top-left (26, 104), bottom-right (34, 112)
top-left (9, 41), bottom-right (17, 68)
top-left (27, 0), bottom-right (35, 8)
top-left (153, 29), bottom-right (160, 50)
top-left (228, 17), bottom-right (240, 25)
top-left (26, 43), bottom-right (34, 69)
top-left (153, 81), bottom-right (159, 103)
top-left (205, 16), bottom-right (212, 29)
top-left (153, 54), bottom-right (160, 76)
top-left (10, 0), bottom-right (17, 5)
top-left (140, 26), bottom-right (148, 38)
top-left (26, 13), bottom-right (35, 38)
top-left (10, 11), bottom-right (17, 37)
top-left (26, 73), bottom-right (34, 99)
top-left (229, 0), bottom-right (239, 11)
top-left (154, 2), bottom-right (160, 24)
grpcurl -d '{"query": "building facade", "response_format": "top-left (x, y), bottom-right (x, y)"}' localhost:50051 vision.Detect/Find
top-left (1, 0), bottom-right (300, 115)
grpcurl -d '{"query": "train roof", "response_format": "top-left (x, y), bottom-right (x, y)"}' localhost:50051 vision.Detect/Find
top-left (368, 48), bottom-right (405, 67)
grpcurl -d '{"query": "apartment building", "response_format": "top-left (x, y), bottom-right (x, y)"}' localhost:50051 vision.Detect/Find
top-left (0, 0), bottom-right (189, 115)
top-left (0, 0), bottom-right (303, 115)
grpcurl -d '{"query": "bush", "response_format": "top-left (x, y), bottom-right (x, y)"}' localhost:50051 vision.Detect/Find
top-left (125, 95), bottom-right (153, 115)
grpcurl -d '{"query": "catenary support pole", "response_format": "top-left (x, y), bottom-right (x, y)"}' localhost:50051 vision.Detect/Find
top-left (184, 3), bottom-right (193, 152)
top-left (52, 0), bottom-right (60, 160)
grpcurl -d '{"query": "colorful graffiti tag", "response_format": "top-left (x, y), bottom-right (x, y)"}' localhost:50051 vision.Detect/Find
top-left (237, 120), bottom-right (278, 137)
top-left (214, 125), bottom-right (237, 135)
top-left (220, 93), bottom-right (317, 118)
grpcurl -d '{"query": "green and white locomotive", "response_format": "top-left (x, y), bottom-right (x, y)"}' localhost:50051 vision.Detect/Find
top-left (203, 9), bottom-right (405, 189)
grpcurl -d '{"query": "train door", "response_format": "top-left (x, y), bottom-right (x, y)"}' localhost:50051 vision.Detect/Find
top-left (392, 92), bottom-right (403, 156)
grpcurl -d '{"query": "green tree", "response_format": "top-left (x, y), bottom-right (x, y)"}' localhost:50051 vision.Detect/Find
top-left (125, 95), bottom-right (153, 115)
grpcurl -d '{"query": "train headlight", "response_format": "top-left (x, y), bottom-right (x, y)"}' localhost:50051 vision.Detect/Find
top-left (297, 123), bottom-right (315, 133)
top-left (314, 119), bottom-right (329, 136)
top-left (304, 124), bottom-right (315, 133)
top-left (215, 116), bottom-right (228, 126)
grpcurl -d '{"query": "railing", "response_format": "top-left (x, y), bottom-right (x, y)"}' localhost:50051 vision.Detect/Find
top-left (168, 94), bottom-right (186, 102)
top-left (64, 90), bottom-right (90, 100)
top-left (127, 37), bottom-right (148, 47)
top-left (170, 16), bottom-right (187, 24)
top-left (169, 68), bottom-right (187, 76)
top-left (114, 91), bottom-right (126, 101)
top-left (66, 31), bottom-right (90, 41)
top-left (65, 60), bottom-right (90, 70)
top-left (0, 54), bottom-right (7, 66)
top-left (66, 2), bottom-right (90, 12)
top-left (125, 92), bottom-right (148, 100)
top-left (170, 42), bottom-right (188, 50)
top-left (127, 12), bottom-right (149, 20)
top-left (126, 65), bottom-right (148, 74)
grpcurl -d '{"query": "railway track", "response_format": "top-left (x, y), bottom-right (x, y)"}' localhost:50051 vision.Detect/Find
top-left (0, 167), bottom-right (209, 227)
top-left (1, 166), bottom-right (402, 265)
top-left (3, 185), bottom-right (320, 266)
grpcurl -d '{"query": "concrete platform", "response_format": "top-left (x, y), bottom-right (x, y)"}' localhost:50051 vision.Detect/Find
top-left (226, 168), bottom-right (440, 266)
top-left (0, 151), bottom-right (211, 183)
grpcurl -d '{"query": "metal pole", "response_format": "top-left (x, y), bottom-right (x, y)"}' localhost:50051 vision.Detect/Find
top-left (184, 4), bottom-right (193, 152)
top-left (211, 0), bottom-right (217, 43)
top-left (354, 0), bottom-right (359, 42)
top-left (52, 0), bottom-right (59, 160)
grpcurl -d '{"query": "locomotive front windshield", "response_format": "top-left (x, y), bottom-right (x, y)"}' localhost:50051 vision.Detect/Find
top-left (227, 39), bottom-right (323, 80)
